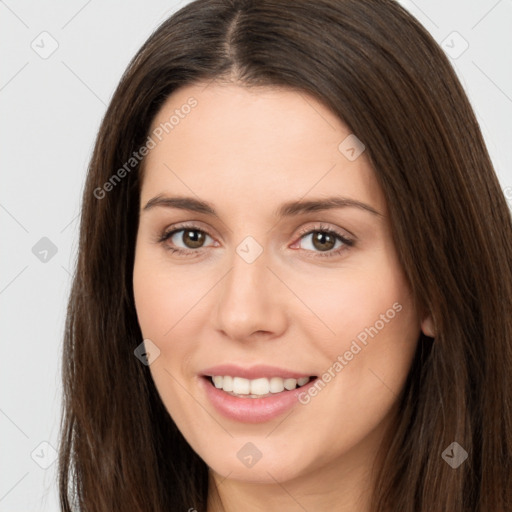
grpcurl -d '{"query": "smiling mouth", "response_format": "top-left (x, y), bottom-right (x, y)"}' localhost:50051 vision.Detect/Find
top-left (204, 375), bottom-right (318, 398)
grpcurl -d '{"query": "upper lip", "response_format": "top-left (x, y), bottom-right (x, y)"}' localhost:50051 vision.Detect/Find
top-left (201, 364), bottom-right (315, 380)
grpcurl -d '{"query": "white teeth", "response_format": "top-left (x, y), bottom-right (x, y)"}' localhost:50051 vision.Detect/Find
top-left (223, 375), bottom-right (233, 392)
top-left (209, 375), bottom-right (312, 397)
top-left (250, 378), bottom-right (269, 395)
top-left (283, 378), bottom-right (297, 390)
top-left (269, 377), bottom-right (285, 393)
top-left (233, 377), bottom-right (250, 394)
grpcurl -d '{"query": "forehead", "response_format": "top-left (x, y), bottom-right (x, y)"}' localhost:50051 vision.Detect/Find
top-left (148, 82), bottom-right (346, 157)
top-left (141, 82), bottom-right (386, 215)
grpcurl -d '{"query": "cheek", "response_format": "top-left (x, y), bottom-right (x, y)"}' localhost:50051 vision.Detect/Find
top-left (290, 273), bottom-right (419, 466)
top-left (132, 249), bottom-right (211, 390)
top-left (334, 284), bottom-right (417, 405)
top-left (133, 278), bottom-right (175, 337)
top-left (294, 252), bottom-right (419, 408)
top-left (290, 258), bottom-right (417, 352)
top-left (133, 256), bottom-right (203, 434)
top-left (133, 249), bottom-right (208, 339)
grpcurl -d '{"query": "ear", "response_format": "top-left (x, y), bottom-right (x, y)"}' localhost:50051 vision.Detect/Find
top-left (420, 313), bottom-right (435, 338)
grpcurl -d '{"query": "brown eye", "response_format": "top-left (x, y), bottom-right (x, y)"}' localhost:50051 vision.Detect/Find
top-left (299, 230), bottom-right (344, 252)
top-left (294, 225), bottom-right (354, 258)
top-left (178, 229), bottom-right (207, 249)
top-left (159, 226), bottom-right (215, 253)
top-left (310, 231), bottom-right (337, 252)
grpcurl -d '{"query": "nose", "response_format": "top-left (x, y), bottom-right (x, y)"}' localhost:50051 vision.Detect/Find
top-left (213, 245), bottom-right (288, 343)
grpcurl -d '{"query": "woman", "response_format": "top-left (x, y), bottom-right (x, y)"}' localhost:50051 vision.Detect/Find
top-left (58, 0), bottom-right (512, 510)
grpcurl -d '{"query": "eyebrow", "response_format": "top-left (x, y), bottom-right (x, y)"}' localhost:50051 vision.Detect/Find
top-left (142, 195), bottom-right (382, 217)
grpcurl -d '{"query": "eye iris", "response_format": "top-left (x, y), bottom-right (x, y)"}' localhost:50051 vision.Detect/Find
top-left (312, 231), bottom-right (335, 251)
top-left (183, 229), bottom-right (205, 249)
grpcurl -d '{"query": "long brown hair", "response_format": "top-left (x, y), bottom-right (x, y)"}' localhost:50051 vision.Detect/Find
top-left (58, 0), bottom-right (512, 510)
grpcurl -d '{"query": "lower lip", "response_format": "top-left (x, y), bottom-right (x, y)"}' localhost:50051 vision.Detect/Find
top-left (201, 376), bottom-right (317, 423)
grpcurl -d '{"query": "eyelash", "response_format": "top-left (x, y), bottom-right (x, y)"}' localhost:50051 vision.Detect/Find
top-left (157, 222), bottom-right (355, 259)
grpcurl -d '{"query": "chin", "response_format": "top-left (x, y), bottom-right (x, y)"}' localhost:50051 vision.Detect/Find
top-left (201, 440), bottom-right (313, 484)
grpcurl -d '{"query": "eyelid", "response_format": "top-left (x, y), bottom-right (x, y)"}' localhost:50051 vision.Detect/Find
top-left (294, 222), bottom-right (355, 241)
top-left (158, 220), bottom-right (216, 241)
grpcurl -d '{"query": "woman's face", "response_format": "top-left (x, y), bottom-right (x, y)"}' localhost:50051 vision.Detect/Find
top-left (133, 82), bottom-right (426, 485)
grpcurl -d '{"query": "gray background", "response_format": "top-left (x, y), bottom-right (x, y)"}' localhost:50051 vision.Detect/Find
top-left (1, 0), bottom-right (511, 510)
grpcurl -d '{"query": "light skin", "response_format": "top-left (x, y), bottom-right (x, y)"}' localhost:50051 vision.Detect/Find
top-left (132, 82), bottom-right (434, 512)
